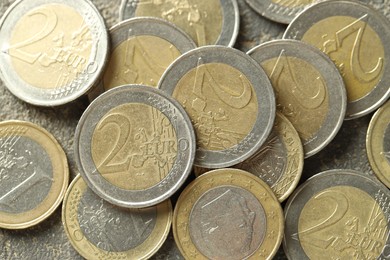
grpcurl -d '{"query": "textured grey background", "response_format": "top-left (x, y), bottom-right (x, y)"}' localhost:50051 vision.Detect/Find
top-left (0, 0), bottom-right (388, 259)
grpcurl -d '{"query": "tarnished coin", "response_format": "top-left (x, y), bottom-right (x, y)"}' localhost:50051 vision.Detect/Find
top-left (159, 46), bottom-right (275, 168)
top-left (245, 0), bottom-right (319, 24)
top-left (0, 120), bottom-right (68, 229)
top-left (62, 175), bottom-right (172, 259)
top-left (367, 100), bottom-right (390, 189)
top-left (119, 0), bottom-right (239, 47)
top-left (75, 85), bottom-right (196, 208)
top-left (247, 39), bottom-right (347, 158)
top-left (173, 168), bottom-right (284, 260)
top-left (284, 0), bottom-right (390, 120)
top-left (0, 0), bottom-right (109, 106)
top-left (88, 17), bottom-right (196, 101)
top-left (284, 169), bottom-right (390, 260)
top-left (236, 112), bottom-right (304, 202)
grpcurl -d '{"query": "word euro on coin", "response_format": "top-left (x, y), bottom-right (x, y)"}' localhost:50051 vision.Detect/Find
top-left (62, 175), bottom-right (172, 259)
top-left (0, 0), bottom-right (109, 106)
top-left (248, 39), bottom-right (347, 158)
top-left (119, 0), bottom-right (239, 47)
top-left (173, 168), bottom-right (284, 260)
top-left (88, 17), bottom-right (196, 101)
top-left (159, 46), bottom-right (275, 168)
top-left (367, 100), bottom-right (390, 189)
top-left (0, 120), bottom-right (68, 229)
top-left (284, 169), bottom-right (390, 260)
top-left (284, 0), bottom-right (390, 119)
top-left (75, 85), bottom-right (196, 208)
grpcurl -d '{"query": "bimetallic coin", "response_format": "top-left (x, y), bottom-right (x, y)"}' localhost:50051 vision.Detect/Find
top-left (367, 100), bottom-right (390, 189)
top-left (0, 0), bottom-right (109, 106)
top-left (248, 39), bottom-right (347, 158)
top-left (245, 0), bottom-right (319, 24)
top-left (88, 17), bottom-right (196, 101)
top-left (284, 0), bottom-right (390, 120)
top-left (173, 168), bottom-right (284, 260)
top-left (0, 121), bottom-right (68, 229)
top-left (75, 85), bottom-right (196, 208)
top-left (119, 0), bottom-right (239, 47)
top-left (62, 175), bottom-right (172, 259)
top-left (159, 46), bottom-right (275, 168)
top-left (284, 169), bottom-right (390, 259)
top-left (236, 112), bottom-right (304, 202)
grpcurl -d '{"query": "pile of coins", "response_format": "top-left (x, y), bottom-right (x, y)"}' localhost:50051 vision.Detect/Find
top-left (0, 0), bottom-right (389, 259)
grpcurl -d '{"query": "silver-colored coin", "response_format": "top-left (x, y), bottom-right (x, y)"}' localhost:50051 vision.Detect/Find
top-left (283, 0), bottom-right (390, 120)
top-left (158, 45), bottom-right (275, 168)
top-left (74, 85), bottom-right (196, 208)
top-left (88, 17), bottom-right (196, 101)
top-left (244, 0), bottom-right (321, 24)
top-left (247, 39), bottom-right (347, 158)
top-left (119, 0), bottom-right (240, 47)
top-left (284, 169), bottom-right (390, 259)
top-left (0, 0), bottom-right (109, 106)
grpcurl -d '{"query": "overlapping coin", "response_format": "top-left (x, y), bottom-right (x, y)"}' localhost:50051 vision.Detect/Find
top-left (367, 100), bottom-right (390, 189)
top-left (284, 0), bottom-right (390, 119)
top-left (62, 175), bottom-right (172, 259)
top-left (159, 45), bottom-right (275, 168)
top-left (284, 169), bottom-right (390, 259)
top-left (0, 0), bottom-right (109, 106)
top-left (173, 168), bottom-right (284, 259)
top-left (119, 0), bottom-right (240, 47)
top-left (75, 85), bottom-right (196, 208)
top-left (0, 120), bottom-right (68, 229)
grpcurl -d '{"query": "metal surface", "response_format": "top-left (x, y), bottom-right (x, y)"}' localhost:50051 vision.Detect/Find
top-left (0, 0), bottom-right (389, 259)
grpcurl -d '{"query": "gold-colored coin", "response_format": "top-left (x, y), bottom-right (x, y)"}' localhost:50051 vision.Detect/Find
top-left (173, 168), bottom-right (284, 259)
top-left (367, 100), bottom-right (390, 188)
top-left (0, 120), bottom-right (69, 229)
top-left (62, 175), bottom-right (172, 259)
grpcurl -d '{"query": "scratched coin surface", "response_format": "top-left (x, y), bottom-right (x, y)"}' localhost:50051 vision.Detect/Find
top-left (248, 39), bottom-right (346, 158)
top-left (284, 0), bottom-right (390, 120)
top-left (119, 0), bottom-right (239, 47)
top-left (367, 100), bottom-right (390, 189)
top-left (75, 85), bottom-right (196, 208)
top-left (88, 17), bottom-right (196, 101)
top-left (173, 168), bottom-right (284, 259)
top-left (284, 169), bottom-right (390, 260)
top-left (62, 175), bottom-right (172, 259)
top-left (245, 0), bottom-right (318, 24)
top-left (0, 120), bottom-right (68, 229)
top-left (0, 0), bottom-right (109, 106)
top-left (159, 46), bottom-right (275, 168)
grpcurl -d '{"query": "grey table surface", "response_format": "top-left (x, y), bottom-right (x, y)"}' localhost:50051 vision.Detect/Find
top-left (0, 0), bottom-right (388, 259)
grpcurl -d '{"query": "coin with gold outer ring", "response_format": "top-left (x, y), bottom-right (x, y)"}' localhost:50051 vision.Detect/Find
top-left (0, 120), bottom-right (68, 229)
top-left (367, 100), bottom-right (390, 189)
top-left (62, 175), bottom-right (172, 260)
top-left (173, 168), bottom-right (284, 260)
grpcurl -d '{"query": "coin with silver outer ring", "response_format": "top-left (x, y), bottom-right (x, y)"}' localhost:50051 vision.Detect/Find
top-left (158, 45), bottom-right (275, 169)
top-left (0, 0), bottom-right (109, 106)
top-left (74, 85), bottom-right (196, 208)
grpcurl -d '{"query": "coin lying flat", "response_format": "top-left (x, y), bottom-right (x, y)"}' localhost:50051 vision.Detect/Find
top-left (367, 100), bottom-right (390, 189)
top-left (284, 169), bottom-right (390, 259)
top-left (0, 120), bottom-right (68, 229)
top-left (173, 168), bottom-right (284, 260)
top-left (248, 39), bottom-right (347, 158)
top-left (245, 0), bottom-right (317, 24)
top-left (75, 85), bottom-right (196, 208)
top-left (284, 0), bottom-right (390, 120)
top-left (62, 175), bottom-right (172, 259)
top-left (159, 45), bottom-right (275, 168)
top-left (0, 0), bottom-right (109, 106)
top-left (119, 0), bottom-right (239, 47)
top-left (88, 17), bottom-right (196, 101)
